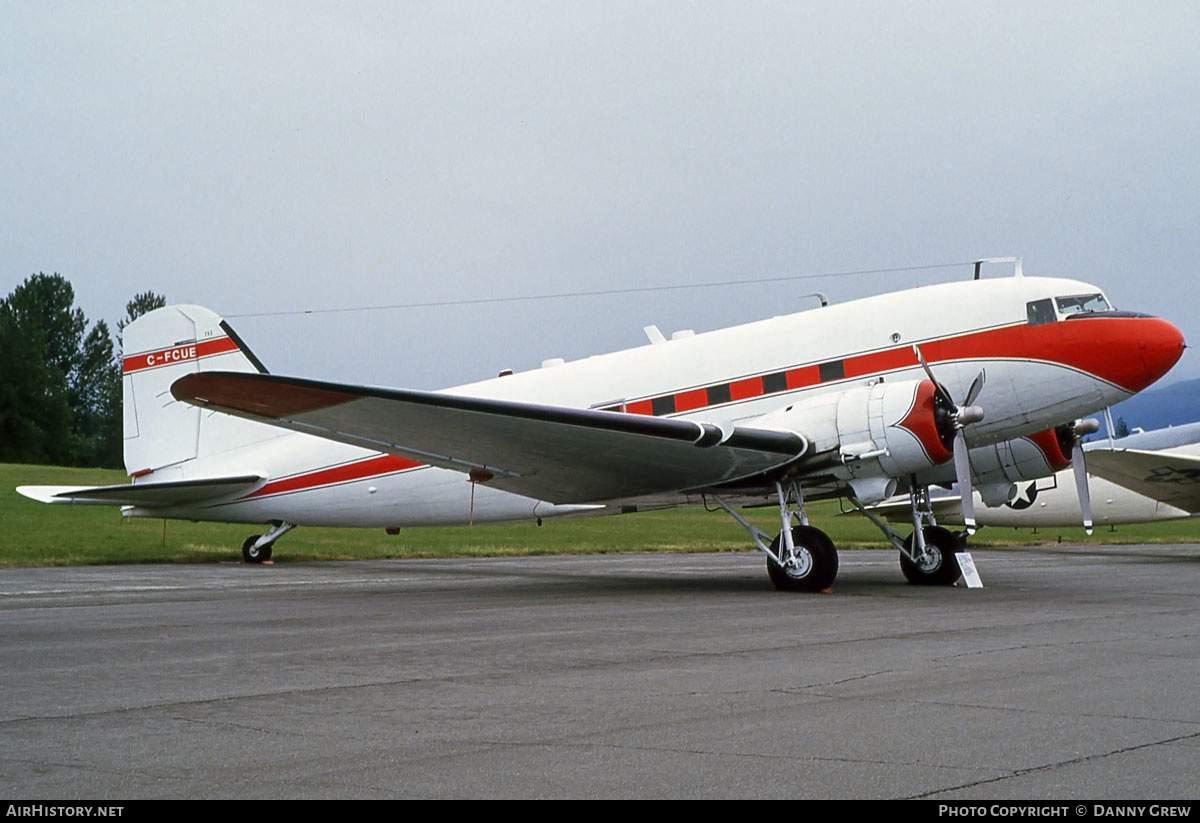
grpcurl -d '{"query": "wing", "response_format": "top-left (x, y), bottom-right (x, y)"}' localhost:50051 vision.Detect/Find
top-left (170, 372), bottom-right (806, 504)
top-left (1083, 449), bottom-right (1200, 513)
top-left (17, 475), bottom-right (264, 507)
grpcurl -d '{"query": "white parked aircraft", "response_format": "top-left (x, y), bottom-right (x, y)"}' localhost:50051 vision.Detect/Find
top-left (873, 422), bottom-right (1200, 529)
top-left (18, 262), bottom-right (1185, 591)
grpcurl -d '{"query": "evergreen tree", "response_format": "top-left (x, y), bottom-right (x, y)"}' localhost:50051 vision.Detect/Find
top-left (0, 274), bottom-right (160, 467)
top-left (0, 300), bottom-right (72, 462)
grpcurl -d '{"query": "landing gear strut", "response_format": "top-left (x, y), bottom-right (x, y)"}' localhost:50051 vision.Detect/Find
top-left (241, 521), bottom-right (295, 564)
top-left (712, 481), bottom-right (838, 592)
top-left (849, 477), bottom-right (965, 586)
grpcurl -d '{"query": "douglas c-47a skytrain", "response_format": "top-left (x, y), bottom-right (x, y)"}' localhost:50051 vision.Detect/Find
top-left (19, 261), bottom-right (1185, 591)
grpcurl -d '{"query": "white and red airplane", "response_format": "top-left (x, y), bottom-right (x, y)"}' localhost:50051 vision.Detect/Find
top-left (18, 261), bottom-right (1185, 591)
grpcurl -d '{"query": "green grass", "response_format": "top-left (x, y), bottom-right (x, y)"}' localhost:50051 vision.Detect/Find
top-left (3, 462), bottom-right (1197, 566)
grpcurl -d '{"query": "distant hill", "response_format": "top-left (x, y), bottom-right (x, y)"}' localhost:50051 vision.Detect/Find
top-left (1096, 377), bottom-right (1200, 437)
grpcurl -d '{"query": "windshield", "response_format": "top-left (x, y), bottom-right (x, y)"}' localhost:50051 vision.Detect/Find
top-left (1055, 293), bottom-right (1111, 316)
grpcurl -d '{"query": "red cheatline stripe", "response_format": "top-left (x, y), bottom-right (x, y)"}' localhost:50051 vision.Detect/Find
top-left (123, 337), bottom-right (240, 374)
top-left (616, 316), bottom-right (1173, 418)
top-left (242, 454), bottom-right (422, 499)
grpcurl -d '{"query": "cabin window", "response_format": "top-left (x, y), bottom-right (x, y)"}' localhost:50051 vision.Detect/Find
top-left (818, 360), bottom-right (845, 382)
top-left (1055, 293), bottom-right (1110, 316)
top-left (762, 372), bottom-right (788, 394)
top-left (650, 395), bottom-right (676, 416)
top-left (706, 384), bottom-right (732, 406)
top-left (1026, 299), bottom-right (1056, 326)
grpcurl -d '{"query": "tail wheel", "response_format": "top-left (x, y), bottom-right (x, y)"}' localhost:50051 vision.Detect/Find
top-left (242, 535), bottom-right (273, 564)
top-left (767, 525), bottom-right (839, 592)
top-left (900, 526), bottom-right (962, 585)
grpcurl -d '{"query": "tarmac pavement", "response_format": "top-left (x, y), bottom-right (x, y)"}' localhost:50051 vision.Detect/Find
top-left (1, 545), bottom-right (1197, 799)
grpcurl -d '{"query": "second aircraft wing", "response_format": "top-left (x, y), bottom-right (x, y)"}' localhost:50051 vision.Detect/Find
top-left (1083, 449), bottom-right (1200, 514)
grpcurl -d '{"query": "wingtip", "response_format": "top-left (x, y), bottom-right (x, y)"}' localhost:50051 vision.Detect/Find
top-left (16, 485), bottom-right (75, 504)
top-left (171, 372), bottom-right (358, 418)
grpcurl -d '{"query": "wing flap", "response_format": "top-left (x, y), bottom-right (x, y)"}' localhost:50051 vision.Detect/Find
top-left (171, 372), bottom-right (806, 503)
top-left (1083, 449), bottom-right (1200, 513)
top-left (17, 475), bottom-right (264, 507)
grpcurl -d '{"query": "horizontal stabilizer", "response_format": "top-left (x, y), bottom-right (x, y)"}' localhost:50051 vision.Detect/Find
top-left (1084, 449), bottom-right (1200, 514)
top-left (170, 372), bottom-right (807, 504)
top-left (17, 475), bottom-right (264, 507)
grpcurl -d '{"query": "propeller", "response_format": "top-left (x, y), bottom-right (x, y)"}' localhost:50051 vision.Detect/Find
top-left (913, 346), bottom-right (986, 533)
top-left (1060, 418), bottom-right (1100, 535)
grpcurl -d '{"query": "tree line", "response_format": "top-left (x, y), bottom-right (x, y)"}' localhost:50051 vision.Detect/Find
top-left (1, 273), bottom-right (164, 468)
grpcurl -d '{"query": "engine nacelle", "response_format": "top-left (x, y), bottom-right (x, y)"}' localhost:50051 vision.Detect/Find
top-left (915, 420), bottom-right (1098, 506)
top-left (958, 429), bottom-right (1070, 492)
top-left (753, 378), bottom-right (955, 502)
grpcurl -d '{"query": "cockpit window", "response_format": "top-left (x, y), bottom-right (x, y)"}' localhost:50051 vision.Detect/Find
top-left (1026, 298), bottom-right (1055, 326)
top-left (1055, 293), bottom-right (1110, 316)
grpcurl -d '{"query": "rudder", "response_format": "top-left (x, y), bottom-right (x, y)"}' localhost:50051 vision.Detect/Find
top-left (122, 305), bottom-right (278, 476)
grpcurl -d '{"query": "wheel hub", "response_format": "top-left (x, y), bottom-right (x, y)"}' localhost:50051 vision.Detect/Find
top-left (915, 546), bottom-right (942, 572)
top-left (784, 546), bottom-right (813, 578)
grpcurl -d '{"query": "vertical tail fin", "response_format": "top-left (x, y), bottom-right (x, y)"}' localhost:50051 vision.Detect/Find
top-left (122, 305), bottom-right (278, 476)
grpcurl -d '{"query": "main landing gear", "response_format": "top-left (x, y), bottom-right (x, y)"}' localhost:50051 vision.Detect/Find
top-left (712, 481), bottom-right (839, 592)
top-left (899, 525), bottom-right (963, 585)
top-left (767, 526), bottom-right (838, 591)
top-left (851, 478), bottom-right (965, 586)
top-left (241, 521), bottom-right (295, 564)
top-left (712, 476), bottom-right (968, 590)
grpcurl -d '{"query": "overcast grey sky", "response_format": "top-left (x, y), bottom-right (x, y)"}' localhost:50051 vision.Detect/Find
top-left (3, 1), bottom-right (1198, 389)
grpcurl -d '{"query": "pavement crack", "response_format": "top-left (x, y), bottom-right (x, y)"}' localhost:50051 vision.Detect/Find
top-left (770, 668), bottom-right (896, 694)
top-left (167, 713), bottom-right (307, 737)
top-left (477, 737), bottom-right (976, 772)
top-left (909, 729), bottom-right (1200, 798)
top-left (792, 687), bottom-right (1200, 728)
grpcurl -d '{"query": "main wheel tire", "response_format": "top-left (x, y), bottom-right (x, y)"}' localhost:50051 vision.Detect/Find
top-left (900, 526), bottom-right (962, 585)
top-left (767, 525), bottom-right (839, 592)
top-left (242, 535), bottom-right (273, 564)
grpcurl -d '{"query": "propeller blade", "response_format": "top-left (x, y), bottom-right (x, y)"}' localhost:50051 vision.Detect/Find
top-left (1072, 440), bottom-right (1093, 535)
top-left (953, 428), bottom-right (976, 534)
top-left (912, 344), bottom-right (934, 380)
top-left (965, 368), bottom-right (987, 407)
top-left (912, 346), bottom-right (984, 535)
top-left (912, 345), bottom-right (954, 407)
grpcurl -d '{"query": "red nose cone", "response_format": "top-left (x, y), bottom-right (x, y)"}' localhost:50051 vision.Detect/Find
top-left (1132, 317), bottom-right (1186, 392)
top-left (1055, 315), bottom-right (1185, 392)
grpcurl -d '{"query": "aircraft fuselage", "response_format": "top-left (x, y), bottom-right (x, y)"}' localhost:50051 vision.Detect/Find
top-left (122, 275), bottom-right (1183, 529)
